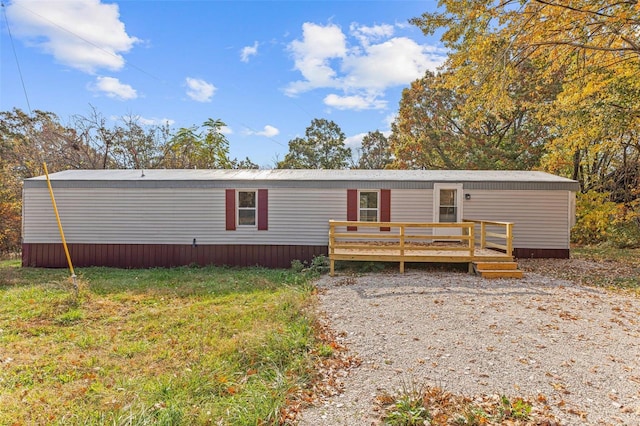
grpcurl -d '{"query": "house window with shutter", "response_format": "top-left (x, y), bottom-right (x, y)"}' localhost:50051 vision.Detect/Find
top-left (238, 190), bottom-right (257, 226)
top-left (225, 189), bottom-right (268, 231)
top-left (347, 189), bottom-right (391, 232)
top-left (359, 190), bottom-right (378, 222)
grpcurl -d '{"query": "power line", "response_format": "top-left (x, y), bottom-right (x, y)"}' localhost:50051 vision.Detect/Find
top-left (2, 1), bottom-right (32, 114)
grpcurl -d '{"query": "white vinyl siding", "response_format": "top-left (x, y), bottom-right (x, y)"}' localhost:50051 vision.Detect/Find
top-left (390, 189), bottom-right (434, 238)
top-left (463, 190), bottom-right (571, 249)
top-left (23, 188), bottom-right (222, 245)
top-left (22, 186), bottom-right (573, 249)
top-left (23, 187), bottom-right (347, 246)
top-left (390, 189), bottom-right (433, 222)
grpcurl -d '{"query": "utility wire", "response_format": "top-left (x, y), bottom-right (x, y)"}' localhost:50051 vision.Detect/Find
top-left (2, 1), bottom-right (32, 114)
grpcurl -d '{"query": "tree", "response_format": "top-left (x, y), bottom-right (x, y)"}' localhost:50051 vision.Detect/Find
top-left (357, 131), bottom-right (393, 169)
top-left (390, 69), bottom-right (548, 170)
top-left (411, 1), bottom-right (639, 75)
top-left (409, 1), bottom-right (640, 198)
top-left (0, 106), bottom-right (259, 252)
top-left (71, 106), bottom-right (118, 169)
top-left (277, 118), bottom-right (352, 169)
top-left (109, 114), bottom-right (171, 169)
top-left (72, 108), bottom-right (174, 169)
top-left (166, 119), bottom-right (231, 169)
top-left (230, 157), bottom-right (259, 169)
top-left (1, 108), bottom-right (96, 176)
top-left (408, 0), bottom-right (640, 244)
top-left (0, 108), bottom-right (96, 252)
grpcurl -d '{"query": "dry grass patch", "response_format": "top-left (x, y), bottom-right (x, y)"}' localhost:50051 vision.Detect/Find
top-left (377, 384), bottom-right (560, 425)
top-left (519, 246), bottom-right (640, 292)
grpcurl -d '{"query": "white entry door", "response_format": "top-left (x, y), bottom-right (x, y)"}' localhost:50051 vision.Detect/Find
top-left (433, 183), bottom-right (463, 237)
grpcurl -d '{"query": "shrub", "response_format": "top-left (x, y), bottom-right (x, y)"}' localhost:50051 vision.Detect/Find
top-left (572, 191), bottom-right (640, 248)
top-left (606, 202), bottom-right (640, 249)
top-left (290, 259), bottom-right (305, 273)
top-left (572, 191), bottom-right (618, 245)
top-left (307, 255), bottom-right (330, 275)
top-left (290, 255), bottom-right (330, 276)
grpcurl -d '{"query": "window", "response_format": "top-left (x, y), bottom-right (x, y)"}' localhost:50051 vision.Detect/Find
top-left (226, 189), bottom-right (268, 231)
top-left (359, 190), bottom-right (378, 222)
top-left (438, 189), bottom-right (458, 223)
top-left (238, 190), bottom-right (256, 226)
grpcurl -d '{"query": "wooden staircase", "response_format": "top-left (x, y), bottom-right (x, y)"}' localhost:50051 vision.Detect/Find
top-left (472, 261), bottom-right (524, 279)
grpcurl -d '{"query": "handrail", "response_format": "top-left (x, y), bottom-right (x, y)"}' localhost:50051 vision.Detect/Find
top-left (462, 218), bottom-right (513, 256)
top-left (328, 219), bottom-right (514, 275)
top-left (329, 220), bottom-right (476, 275)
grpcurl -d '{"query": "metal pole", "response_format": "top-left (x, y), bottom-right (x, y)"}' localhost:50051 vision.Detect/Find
top-left (43, 163), bottom-right (77, 296)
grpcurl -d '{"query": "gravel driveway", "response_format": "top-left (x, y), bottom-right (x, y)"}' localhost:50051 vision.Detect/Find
top-left (298, 269), bottom-right (640, 425)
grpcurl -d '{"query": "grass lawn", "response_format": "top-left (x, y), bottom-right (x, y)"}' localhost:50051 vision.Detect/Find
top-left (572, 246), bottom-right (640, 290)
top-left (572, 245), bottom-right (640, 267)
top-left (0, 261), bottom-right (321, 425)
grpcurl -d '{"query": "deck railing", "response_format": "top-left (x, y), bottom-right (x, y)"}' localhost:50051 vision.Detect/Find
top-left (328, 219), bottom-right (514, 275)
top-left (463, 219), bottom-right (513, 257)
top-left (328, 220), bottom-right (475, 275)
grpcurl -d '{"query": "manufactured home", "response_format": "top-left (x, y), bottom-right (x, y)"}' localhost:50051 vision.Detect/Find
top-left (22, 169), bottom-right (579, 269)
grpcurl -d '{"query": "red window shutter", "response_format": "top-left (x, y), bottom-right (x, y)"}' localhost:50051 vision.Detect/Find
top-left (347, 189), bottom-right (358, 231)
top-left (380, 189), bottom-right (391, 231)
top-left (225, 189), bottom-right (236, 231)
top-left (258, 189), bottom-right (268, 230)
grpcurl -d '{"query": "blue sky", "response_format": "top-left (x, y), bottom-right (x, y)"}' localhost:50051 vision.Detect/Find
top-left (1, 0), bottom-right (445, 167)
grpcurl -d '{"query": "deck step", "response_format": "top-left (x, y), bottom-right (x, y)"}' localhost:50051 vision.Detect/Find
top-left (473, 261), bottom-right (523, 279)
top-left (477, 269), bottom-right (524, 279)
top-left (474, 261), bottom-right (519, 270)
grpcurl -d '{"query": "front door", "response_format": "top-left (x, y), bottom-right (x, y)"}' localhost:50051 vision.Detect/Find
top-left (433, 183), bottom-right (463, 237)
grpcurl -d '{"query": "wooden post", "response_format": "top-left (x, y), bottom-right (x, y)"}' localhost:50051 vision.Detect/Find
top-left (480, 221), bottom-right (486, 249)
top-left (469, 223), bottom-right (475, 257)
top-left (329, 221), bottom-right (335, 276)
top-left (506, 223), bottom-right (513, 257)
top-left (399, 224), bottom-right (405, 273)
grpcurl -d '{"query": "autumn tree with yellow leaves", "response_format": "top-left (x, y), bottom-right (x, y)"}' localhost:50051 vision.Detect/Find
top-left (392, 0), bottom-right (640, 245)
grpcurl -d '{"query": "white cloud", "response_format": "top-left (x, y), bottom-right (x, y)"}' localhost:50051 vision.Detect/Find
top-left (138, 116), bottom-right (175, 126)
top-left (324, 93), bottom-right (386, 110)
top-left (91, 76), bottom-right (137, 100)
top-left (220, 126), bottom-right (233, 135)
top-left (344, 132), bottom-right (367, 149)
top-left (342, 38), bottom-right (444, 90)
top-left (349, 23), bottom-right (394, 46)
top-left (185, 77), bottom-right (216, 102)
top-left (6, 0), bottom-right (139, 73)
top-left (245, 125), bottom-right (280, 137)
top-left (256, 125), bottom-right (280, 137)
top-left (240, 41), bottom-right (259, 62)
top-left (285, 21), bottom-right (446, 111)
top-left (285, 22), bottom-right (347, 95)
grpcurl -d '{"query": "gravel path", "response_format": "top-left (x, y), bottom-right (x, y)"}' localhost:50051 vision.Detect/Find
top-left (298, 270), bottom-right (640, 425)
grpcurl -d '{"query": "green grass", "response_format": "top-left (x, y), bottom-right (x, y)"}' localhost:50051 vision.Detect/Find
top-left (572, 245), bottom-right (640, 267)
top-left (379, 385), bottom-right (543, 425)
top-left (0, 261), bottom-right (319, 425)
top-left (570, 246), bottom-right (640, 290)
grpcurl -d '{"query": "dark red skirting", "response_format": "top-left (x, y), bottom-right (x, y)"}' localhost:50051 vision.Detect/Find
top-left (22, 243), bottom-right (328, 269)
top-left (513, 248), bottom-right (570, 259)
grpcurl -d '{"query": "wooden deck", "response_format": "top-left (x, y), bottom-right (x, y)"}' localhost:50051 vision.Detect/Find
top-left (328, 220), bottom-right (515, 276)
